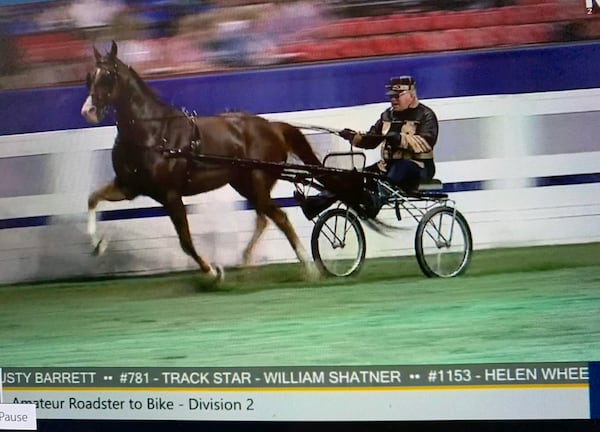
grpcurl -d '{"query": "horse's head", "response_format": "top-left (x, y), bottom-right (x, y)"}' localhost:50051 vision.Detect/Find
top-left (81, 41), bottom-right (121, 124)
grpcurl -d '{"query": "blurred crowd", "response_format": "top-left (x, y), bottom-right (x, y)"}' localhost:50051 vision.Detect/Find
top-left (0, 0), bottom-right (588, 91)
top-left (2, 0), bottom-right (329, 90)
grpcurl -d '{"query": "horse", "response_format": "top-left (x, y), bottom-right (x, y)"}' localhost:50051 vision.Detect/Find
top-left (81, 41), bottom-right (323, 282)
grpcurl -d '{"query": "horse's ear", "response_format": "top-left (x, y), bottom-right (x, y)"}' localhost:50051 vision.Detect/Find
top-left (93, 46), bottom-right (101, 62)
top-left (110, 40), bottom-right (118, 58)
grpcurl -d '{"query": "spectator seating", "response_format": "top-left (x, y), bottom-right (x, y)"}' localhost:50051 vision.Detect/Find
top-left (4, 0), bottom-right (597, 89)
top-left (279, 0), bottom-right (593, 63)
top-left (14, 31), bottom-right (88, 64)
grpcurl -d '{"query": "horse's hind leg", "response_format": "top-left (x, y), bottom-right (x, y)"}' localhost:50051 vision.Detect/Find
top-left (266, 204), bottom-right (318, 279)
top-left (87, 179), bottom-right (129, 254)
top-left (164, 194), bottom-right (223, 282)
top-left (271, 206), bottom-right (317, 277)
top-left (237, 171), bottom-right (318, 279)
top-left (242, 213), bottom-right (268, 266)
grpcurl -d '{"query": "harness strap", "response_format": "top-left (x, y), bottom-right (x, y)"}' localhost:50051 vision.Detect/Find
top-left (158, 115), bottom-right (202, 158)
top-left (188, 116), bottom-right (201, 154)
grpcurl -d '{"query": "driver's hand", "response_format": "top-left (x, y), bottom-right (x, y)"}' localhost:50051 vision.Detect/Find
top-left (339, 128), bottom-right (357, 142)
top-left (403, 134), bottom-right (432, 153)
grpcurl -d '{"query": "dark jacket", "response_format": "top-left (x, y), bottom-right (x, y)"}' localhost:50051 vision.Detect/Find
top-left (356, 103), bottom-right (438, 179)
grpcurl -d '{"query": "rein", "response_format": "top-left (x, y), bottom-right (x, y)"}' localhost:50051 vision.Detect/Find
top-left (287, 122), bottom-right (344, 136)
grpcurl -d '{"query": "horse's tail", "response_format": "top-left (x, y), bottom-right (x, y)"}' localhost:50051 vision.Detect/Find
top-left (272, 121), bottom-right (322, 166)
top-left (274, 120), bottom-right (362, 204)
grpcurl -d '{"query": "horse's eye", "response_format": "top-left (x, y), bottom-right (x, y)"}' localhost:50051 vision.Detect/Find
top-left (85, 72), bottom-right (92, 89)
top-left (97, 71), bottom-right (115, 88)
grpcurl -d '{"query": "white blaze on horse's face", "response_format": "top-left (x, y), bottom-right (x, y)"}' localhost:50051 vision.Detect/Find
top-left (81, 95), bottom-right (99, 124)
top-left (82, 65), bottom-right (114, 124)
top-left (81, 67), bottom-right (101, 124)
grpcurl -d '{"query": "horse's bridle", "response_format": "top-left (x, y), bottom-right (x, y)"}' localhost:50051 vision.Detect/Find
top-left (86, 60), bottom-right (119, 120)
top-left (85, 56), bottom-right (201, 158)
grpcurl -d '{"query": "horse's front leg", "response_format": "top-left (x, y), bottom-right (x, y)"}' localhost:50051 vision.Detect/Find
top-left (87, 179), bottom-right (129, 254)
top-left (164, 194), bottom-right (224, 283)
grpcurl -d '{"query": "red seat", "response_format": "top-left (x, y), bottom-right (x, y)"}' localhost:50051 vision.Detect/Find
top-left (377, 16), bottom-right (401, 35)
top-left (467, 9), bottom-right (505, 28)
top-left (524, 23), bottom-right (556, 44)
top-left (492, 23), bottom-right (555, 46)
top-left (411, 31), bottom-right (459, 53)
top-left (314, 41), bottom-right (342, 61)
top-left (15, 32), bottom-right (87, 64)
top-left (293, 41), bottom-right (339, 62)
top-left (321, 19), bottom-right (365, 39)
top-left (429, 11), bottom-right (472, 30)
top-left (369, 34), bottom-right (416, 56)
top-left (369, 35), bottom-right (395, 56)
top-left (394, 34), bottom-right (418, 55)
top-left (467, 27), bottom-right (503, 49)
top-left (332, 21), bottom-right (360, 38)
top-left (479, 26), bottom-right (507, 46)
top-left (390, 14), bottom-right (432, 33)
top-left (542, 3), bottom-right (582, 21)
top-left (535, 3), bottom-right (565, 22)
top-left (493, 24), bottom-right (521, 46)
top-left (445, 28), bottom-right (490, 50)
top-left (501, 5), bottom-right (545, 25)
top-left (336, 38), bottom-right (373, 58)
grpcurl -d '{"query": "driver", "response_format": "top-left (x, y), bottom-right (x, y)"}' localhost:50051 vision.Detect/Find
top-left (340, 75), bottom-right (439, 194)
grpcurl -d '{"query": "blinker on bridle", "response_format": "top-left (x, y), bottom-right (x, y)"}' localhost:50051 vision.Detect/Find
top-left (86, 61), bottom-right (118, 95)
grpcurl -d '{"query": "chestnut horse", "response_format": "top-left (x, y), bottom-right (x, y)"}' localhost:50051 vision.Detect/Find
top-left (81, 41), bottom-right (322, 282)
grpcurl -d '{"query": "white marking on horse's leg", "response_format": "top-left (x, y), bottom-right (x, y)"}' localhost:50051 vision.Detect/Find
top-left (214, 264), bottom-right (225, 282)
top-left (294, 243), bottom-right (311, 263)
top-left (87, 208), bottom-right (96, 236)
top-left (206, 265), bottom-right (217, 278)
top-left (294, 244), bottom-right (320, 280)
top-left (263, 204), bottom-right (320, 280)
top-left (87, 207), bottom-right (108, 255)
top-left (200, 263), bottom-right (225, 284)
top-left (87, 208), bottom-right (100, 246)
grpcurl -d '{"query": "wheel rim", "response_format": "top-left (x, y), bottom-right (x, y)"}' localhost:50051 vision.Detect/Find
top-left (419, 209), bottom-right (470, 277)
top-left (315, 211), bottom-right (364, 276)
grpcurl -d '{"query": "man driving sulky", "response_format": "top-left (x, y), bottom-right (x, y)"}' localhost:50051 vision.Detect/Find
top-left (340, 75), bottom-right (439, 196)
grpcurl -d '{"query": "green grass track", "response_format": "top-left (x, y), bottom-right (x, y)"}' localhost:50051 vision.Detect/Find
top-left (1, 243), bottom-right (599, 366)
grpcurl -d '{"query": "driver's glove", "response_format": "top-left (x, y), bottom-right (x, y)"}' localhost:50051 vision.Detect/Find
top-left (339, 128), bottom-right (357, 142)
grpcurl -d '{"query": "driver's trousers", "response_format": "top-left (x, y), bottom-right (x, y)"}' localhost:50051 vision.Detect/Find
top-left (366, 159), bottom-right (435, 191)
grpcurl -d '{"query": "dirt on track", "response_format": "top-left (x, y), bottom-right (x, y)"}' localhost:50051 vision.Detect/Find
top-left (1, 243), bottom-right (599, 366)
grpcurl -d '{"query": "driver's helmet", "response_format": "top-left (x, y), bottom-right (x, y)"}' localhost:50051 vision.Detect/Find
top-left (385, 76), bottom-right (416, 96)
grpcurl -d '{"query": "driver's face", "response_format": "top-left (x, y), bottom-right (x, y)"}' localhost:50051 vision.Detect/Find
top-left (389, 91), bottom-right (415, 111)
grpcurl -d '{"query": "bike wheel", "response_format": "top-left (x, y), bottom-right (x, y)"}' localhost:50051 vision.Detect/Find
top-left (415, 206), bottom-right (472, 278)
top-left (311, 208), bottom-right (366, 277)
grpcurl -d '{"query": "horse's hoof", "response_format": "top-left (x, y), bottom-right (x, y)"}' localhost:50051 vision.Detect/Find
top-left (92, 238), bottom-right (108, 256)
top-left (214, 264), bottom-right (225, 282)
top-left (304, 262), bottom-right (321, 281)
top-left (241, 251), bottom-right (251, 268)
top-left (204, 264), bottom-right (225, 283)
top-left (196, 265), bottom-right (225, 291)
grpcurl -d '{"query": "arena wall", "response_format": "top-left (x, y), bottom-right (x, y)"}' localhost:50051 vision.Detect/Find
top-left (0, 42), bottom-right (598, 283)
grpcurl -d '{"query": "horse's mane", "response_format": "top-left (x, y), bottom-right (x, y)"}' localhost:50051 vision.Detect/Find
top-left (114, 58), bottom-right (156, 100)
top-left (114, 57), bottom-right (179, 114)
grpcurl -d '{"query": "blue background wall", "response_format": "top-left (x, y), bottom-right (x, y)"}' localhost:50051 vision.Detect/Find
top-left (1, 41), bottom-right (599, 136)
